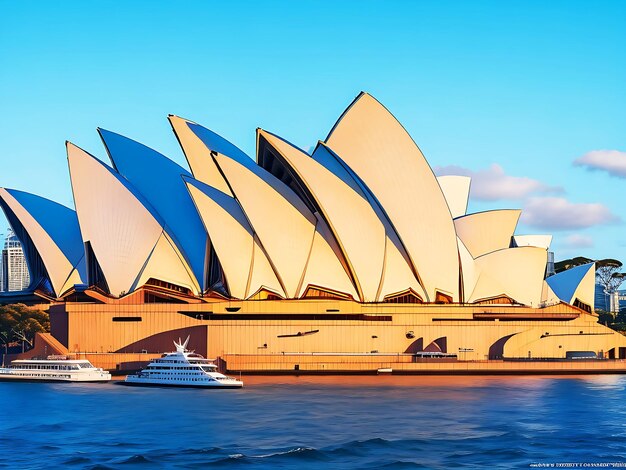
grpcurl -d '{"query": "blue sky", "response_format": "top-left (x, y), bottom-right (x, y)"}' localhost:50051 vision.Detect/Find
top-left (0, 1), bottom-right (624, 264)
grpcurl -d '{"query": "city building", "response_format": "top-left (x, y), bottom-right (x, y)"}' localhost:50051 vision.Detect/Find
top-left (547, 251), bottom-right (556, 277)
top-left (2, 92), bottom-right (626, 373)
top-left (1, 229), bottom-right (30, 292)
top-left (595, 285), bottom-right (626, 314)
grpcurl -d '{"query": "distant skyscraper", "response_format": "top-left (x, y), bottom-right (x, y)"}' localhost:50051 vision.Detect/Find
top-left (609, 291), bottom-right (620, 314)
top-left (1, 229), bottom-right (30, 292)
top-left (546, 251), bottom-right (556, 277)
top-left (595, 283), bottom-right (626, 314)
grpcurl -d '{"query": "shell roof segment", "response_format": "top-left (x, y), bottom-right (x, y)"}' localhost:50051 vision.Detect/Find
top-left (546, 263), bottom-right (595, 305)
top-left (513, 235), bottom-right (553, 249)
top-left (98, 128), bottom-right (208, 290)
top-left (0, 188), bottom-right (86, 296)
top-left (325, 92), bottom-right (460, 302)
top-left (67, 142), bottom-right (199, 297)
top-left (454, 209), bottom-right (522, 259)
top-left (469, 246), bottom-right (548, 307)
top-left (168, 116), bottom-right (233, 195)
top-left (206, 130), bottom-right (357, 299)
top-left (437, 175), bottom-right (471, 219)
top-left (1, 189), bottom-right (85, 276)
top-left (186, 121), bottom-right (251, 164)
top-left (262, 129), bottom-right (423, 302)
top-left (184, 176), bottom-right (285, 299)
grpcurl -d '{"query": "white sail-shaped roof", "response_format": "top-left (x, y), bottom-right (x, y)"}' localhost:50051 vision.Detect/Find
top-left (377, 234), bottom-right (428, 301)
top-left (546, 263), bottom-right (595, 309)
top-left (513, 235), bottom-right (553, 249)
top-left (133, 231), bottom-right (203, 295)
top-left (98, 129), bottom-right (208, 291)
top-left (541, 280), bottom-right (560, 305)
top-left (185, 177), bottom-right (285, 299)
top-left (67, 143), bottom-right (199, 297)
top-left (454, 210), bottom-right (521, 259)
top-left (457, 237), bottom-right (479, 301)
top-left (325, 92), bottom-right (460, 301)
top-left (570, 264), bottom-right (596, 310)
top-left (260, 132), bottom-right (380, 301)
top-left (437, 176), bottom-right (471, 219)
top-left (211, 147), bottom-right (357, 299)
top-left (168, 115), bottom-right (232, 195)
top-left (0, 188), bottom-right (85, 296)
top-left (179, 122), bottom-right (357, 299)
top-left (296, 219), bottom-right (361, 300)
top-left (468, 247), bottom-right (547, 306)
top-left (260, 130), bottom-right (422, 302)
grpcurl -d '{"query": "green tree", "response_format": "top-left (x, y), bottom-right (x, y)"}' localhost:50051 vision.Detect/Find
top-left (597, 309), bottom-right (614, 326)
top-left (596, 259), bottom-right (626, 295)
top-left (0, 304), bottom-right (49, 354)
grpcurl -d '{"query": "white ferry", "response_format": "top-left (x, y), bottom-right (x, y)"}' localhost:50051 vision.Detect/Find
top-left (123, 337), bottom-right (243, 389)
top-left (0, 357), bottom-right (111, 382)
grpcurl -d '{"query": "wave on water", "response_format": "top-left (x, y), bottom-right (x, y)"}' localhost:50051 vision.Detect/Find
top-left (367, 460), bottom-right (432, 469)
top-left (6, 434), bottom-right (625, 469)
top-left (178, 446), bottom-right (224, 455)
top-left (31, 423), bottom-right (66, 432)
top-left (115, 454), bottom-right (153, 465)
top-left (62, 456), bottom-right (92, 465)
top-left (339, 437), bottom-right (429, 449)
top-left (4, 377), bottom-right (626, 469)
top-left (179, 439), bottom-right (434, 467)
top-left (39, 444), bottom-right (62, 451)
top-left (210, 446), bottom-right (326, 465)
top-left (51, 437), bottom-right (537, 468)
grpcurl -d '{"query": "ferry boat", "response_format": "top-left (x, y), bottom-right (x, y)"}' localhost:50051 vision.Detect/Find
top-left (123, 337), bottom-right (243, 388)
top-left (0, 357), bottom-right (111, 382)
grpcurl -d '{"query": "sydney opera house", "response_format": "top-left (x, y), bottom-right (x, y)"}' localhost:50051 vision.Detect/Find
top-left (2, 92), bottom-right (626, 373)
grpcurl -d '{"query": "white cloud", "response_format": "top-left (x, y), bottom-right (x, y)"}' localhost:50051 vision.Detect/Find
top-left (562, 233), bottom-right (594, 249)
top-left (521, 197), bottom-right (620, 230)
top-left (574, 150), bottom-right (626, 178)
top-left (435, 163), bottom-right (562, 201)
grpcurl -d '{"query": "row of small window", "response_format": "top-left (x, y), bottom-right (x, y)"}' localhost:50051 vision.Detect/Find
top-left (153, 377), bottom-right (212, 381)
top-left (15, 373), bottom-right (71, 378)
top-left (146, 366), bottom-right (201, 370)
top-left (146, 371), bottom-right (203, 375)
top-left (12, 365), bottom-right (80, 370)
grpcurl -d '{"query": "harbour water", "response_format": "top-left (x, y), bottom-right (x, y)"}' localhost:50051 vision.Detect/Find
top-left (2, 375), bottom-right (626, 469)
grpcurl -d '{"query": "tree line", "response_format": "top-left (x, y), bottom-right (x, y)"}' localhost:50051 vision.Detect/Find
top-left (0, 303), bottom-right (49, 356)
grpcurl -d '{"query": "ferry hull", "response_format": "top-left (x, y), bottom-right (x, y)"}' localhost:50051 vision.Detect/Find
top-left (117, 381), bottom-right (242, 389)
top-left (0, 376), bottom-right (111, 383)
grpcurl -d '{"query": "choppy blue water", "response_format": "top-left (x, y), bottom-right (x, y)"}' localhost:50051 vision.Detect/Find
top-left (1, 375), bottom-right (626, 469)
